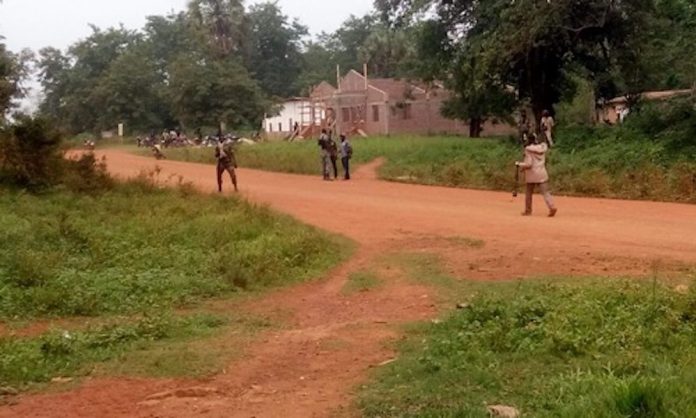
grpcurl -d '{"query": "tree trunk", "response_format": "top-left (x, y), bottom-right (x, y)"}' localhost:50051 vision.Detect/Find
top-left (469, 117), bottom-right (483, 138)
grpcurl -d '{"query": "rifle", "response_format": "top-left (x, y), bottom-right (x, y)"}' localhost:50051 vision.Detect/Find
top-left (513, 133), bottom-right (529, 198)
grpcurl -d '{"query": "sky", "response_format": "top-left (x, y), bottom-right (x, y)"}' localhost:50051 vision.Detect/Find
top-left (0, 0), bottom-right (375, 52)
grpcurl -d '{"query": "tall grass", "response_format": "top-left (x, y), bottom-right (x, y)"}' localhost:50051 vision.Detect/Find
top-left (0, 182), bottom-right (348, 319)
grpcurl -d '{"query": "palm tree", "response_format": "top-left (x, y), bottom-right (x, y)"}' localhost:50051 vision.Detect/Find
top-left (188, 0), bottom-right (247, 57)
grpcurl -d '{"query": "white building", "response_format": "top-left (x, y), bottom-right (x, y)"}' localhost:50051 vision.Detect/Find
top-left (264, 98), bottom-right (308, 138)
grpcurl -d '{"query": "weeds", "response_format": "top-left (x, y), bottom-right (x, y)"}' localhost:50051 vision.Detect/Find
top-left (359, 274), bottom-right (696, 417)
top-left (0, 313), bottom-right (225, 388)
top-left (342, 271), bottom-right (382, 294)
top-left (0, 184), bottom-right (347, 319)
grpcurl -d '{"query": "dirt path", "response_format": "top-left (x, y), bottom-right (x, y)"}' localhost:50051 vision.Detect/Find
top-left (2, 150), bottom-right (695, 418)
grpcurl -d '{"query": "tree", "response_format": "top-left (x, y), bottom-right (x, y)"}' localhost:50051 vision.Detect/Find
top-left (247, 3), bottom-right (307, 98)
top-left (442, 45), bottom-right (516, 137)
top-left (188, 0), bottom-right (247, 58)
top-left (1, 39), bottom-right (30, 122)
top-left (378, 0), bottom-right (661, 125)
top-left (358, 25), bottom-right (414, 78)
top-left (91, 44), bottom-right (168, 133)
top-left (167, 52), bottom-right (267, 130)
top-left (37, 26), bottom-right (140, 133)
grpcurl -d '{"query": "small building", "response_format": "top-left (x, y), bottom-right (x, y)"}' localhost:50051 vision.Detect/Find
top-left (263, 98), bottom-right (321, 139)
top-left (300, 70), bottom-right (516, 138)
top-left (598, 89), bottom-right (693, 125)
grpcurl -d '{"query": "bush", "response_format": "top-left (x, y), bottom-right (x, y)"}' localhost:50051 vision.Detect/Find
top-left (0, 116), bottom-right (113, 193)
top-left (0, 116), bottom-right (63, 189)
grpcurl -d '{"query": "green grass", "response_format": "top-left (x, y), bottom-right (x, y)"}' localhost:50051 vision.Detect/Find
top-left (0, 313), bottom-right (225, 388)
top-left (94, 313), bottom-right (273, 379)
top-left (359, 254), bottom-right (696, 417)
top-left (0, 182), bottom-right (348, 319)
top-left (136, 131), bottom-right (696, 203)
top-left (342, 271), bottom-right (382, 295)
top-left (0, 180), bottom-right (349, 389)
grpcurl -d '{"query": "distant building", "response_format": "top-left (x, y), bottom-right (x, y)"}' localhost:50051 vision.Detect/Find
top-left (598, 89), bottom-right (693, 125)
top-left (263, 98), bottom-right (316, 139)
top-left (280, 70), bottom-right (516, 138)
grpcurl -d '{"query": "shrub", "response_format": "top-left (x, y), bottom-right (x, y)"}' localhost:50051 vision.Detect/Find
top-left (0, 116), bottom-right (63, 189)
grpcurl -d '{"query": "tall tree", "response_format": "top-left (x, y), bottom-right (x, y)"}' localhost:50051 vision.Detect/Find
top-left (188, 0), bottom-right (248, 58)
top-left (378, 0), bottom-right (659, 125)
top-left (0, 39), bottom-right (30, 121)
top-left (37, 26), bottom-right (140, 133)
top-left (167, 52), bottom-right (267, 130)
top-left (358, 25), bottom-right (414, 78)
top-left (247, 3), bottom-right (307, 98)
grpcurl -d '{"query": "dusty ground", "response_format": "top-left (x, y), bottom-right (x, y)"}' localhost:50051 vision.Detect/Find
top-left (2, 150), bottom-right (695, 418)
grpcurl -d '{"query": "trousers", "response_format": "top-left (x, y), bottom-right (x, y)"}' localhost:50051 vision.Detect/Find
top-left (525, 182), bottom-right (555, 213)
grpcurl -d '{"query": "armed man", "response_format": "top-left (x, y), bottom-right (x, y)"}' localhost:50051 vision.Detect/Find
top-left (215, 136), bottom-right (238, 193)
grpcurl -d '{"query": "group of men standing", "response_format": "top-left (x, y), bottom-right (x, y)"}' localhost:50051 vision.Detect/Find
top-left (318, 129), bottom-right (353, 181)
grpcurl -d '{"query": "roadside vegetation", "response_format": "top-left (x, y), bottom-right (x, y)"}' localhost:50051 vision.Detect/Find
top-left (143, 95), bottom-right (696, 203)
top-left (359, 253), bottom-right (696, 417)
top-left (0, 116), bottom-right (348, 389)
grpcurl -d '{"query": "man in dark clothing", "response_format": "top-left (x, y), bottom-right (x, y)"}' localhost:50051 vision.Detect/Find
top-left (215, 138), bottom-right (238, 192)
top-left (340, 134), bottom-right (352, 180)
top-left (328, 133), bottom-right (339, 179)
top-left (318, 129), bottom-right (331, 180)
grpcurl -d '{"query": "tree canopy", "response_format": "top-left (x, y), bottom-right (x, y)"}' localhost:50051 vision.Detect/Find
top-left (377, 0), bottom-right (696, 133)
top-left (1, 0), bottom-right (690, 136)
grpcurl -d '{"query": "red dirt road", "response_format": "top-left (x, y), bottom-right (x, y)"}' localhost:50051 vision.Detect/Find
top-left (2, 150), bottom-right (695, 418)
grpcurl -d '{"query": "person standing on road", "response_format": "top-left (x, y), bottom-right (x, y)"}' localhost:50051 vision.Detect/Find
top-left (540, 110), bottom-right (555, 147)
top-left (340, 134), bottom-right (353, 180)
top-left (517, 109), bottom-right (531, 144)
top-left (318, 129), bottom-right (331, 180)
top-left (516, 133), bottom-right (557, 217)
top-left (215, 137), bottom-right (238, 193)
top-left (328, 133), bottom-right (339, 179)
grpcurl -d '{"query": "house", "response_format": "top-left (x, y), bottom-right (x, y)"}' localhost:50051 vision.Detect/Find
top-left (263, 98), bottom-right (322, 139)
top-left (598, 89), bottom-right (693, 125)
top-left (297, 70), bottom-right (516, 138)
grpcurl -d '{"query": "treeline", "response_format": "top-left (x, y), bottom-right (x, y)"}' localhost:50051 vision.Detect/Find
top-left (31, 1), bottom-right (421, 136)
top-left (2, 0), bottom-right (696, 137)
top-left (376, 0), bottom-right (696, 132)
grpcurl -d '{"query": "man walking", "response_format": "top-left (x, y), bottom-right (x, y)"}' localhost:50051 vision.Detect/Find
top-left (516, 134), bottom-right (557, 217)
top-left (215, 137), bottom-right (238, 193)
top-left (340, 134), bottom-right (353, 180)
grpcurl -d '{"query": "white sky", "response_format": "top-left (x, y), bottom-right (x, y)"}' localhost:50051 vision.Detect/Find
top-left (0, 0), bottom-right (376, 52)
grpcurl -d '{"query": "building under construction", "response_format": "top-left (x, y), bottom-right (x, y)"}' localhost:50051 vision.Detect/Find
top-left (264, 69), bottom-right (516, 139)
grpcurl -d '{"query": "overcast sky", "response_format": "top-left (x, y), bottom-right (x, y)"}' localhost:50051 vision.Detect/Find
top-left (0, 0), bottom-right (375, 52)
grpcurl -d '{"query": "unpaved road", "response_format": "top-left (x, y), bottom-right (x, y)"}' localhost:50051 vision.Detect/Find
top-left (2, 150), bottom-right (695, 418)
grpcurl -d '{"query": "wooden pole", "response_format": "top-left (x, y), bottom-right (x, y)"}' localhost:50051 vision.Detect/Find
top-left (363, 63), bottom-right (368, 90)
top-left (336, 65), bottom-right (341, 92)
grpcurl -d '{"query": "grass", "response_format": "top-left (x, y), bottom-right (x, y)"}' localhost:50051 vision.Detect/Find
top-left (342, 271), bottom-right (382, 295)
top-left (94, 312), bottom-right (273, 379)
top-left (0, 181), bottom-right (348, 319)
top-left (133, 129), bottom-right (696, 203)
top-left (358, 253), bottom-right (696, 418)
top-left (0, 313), bottom-right (225, 388)
top-left (0, 180), bottom-right (349, 389)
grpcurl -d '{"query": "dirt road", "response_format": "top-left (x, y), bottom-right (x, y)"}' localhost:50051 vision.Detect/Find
top-left (2, 150), bottom-right (695, 418)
